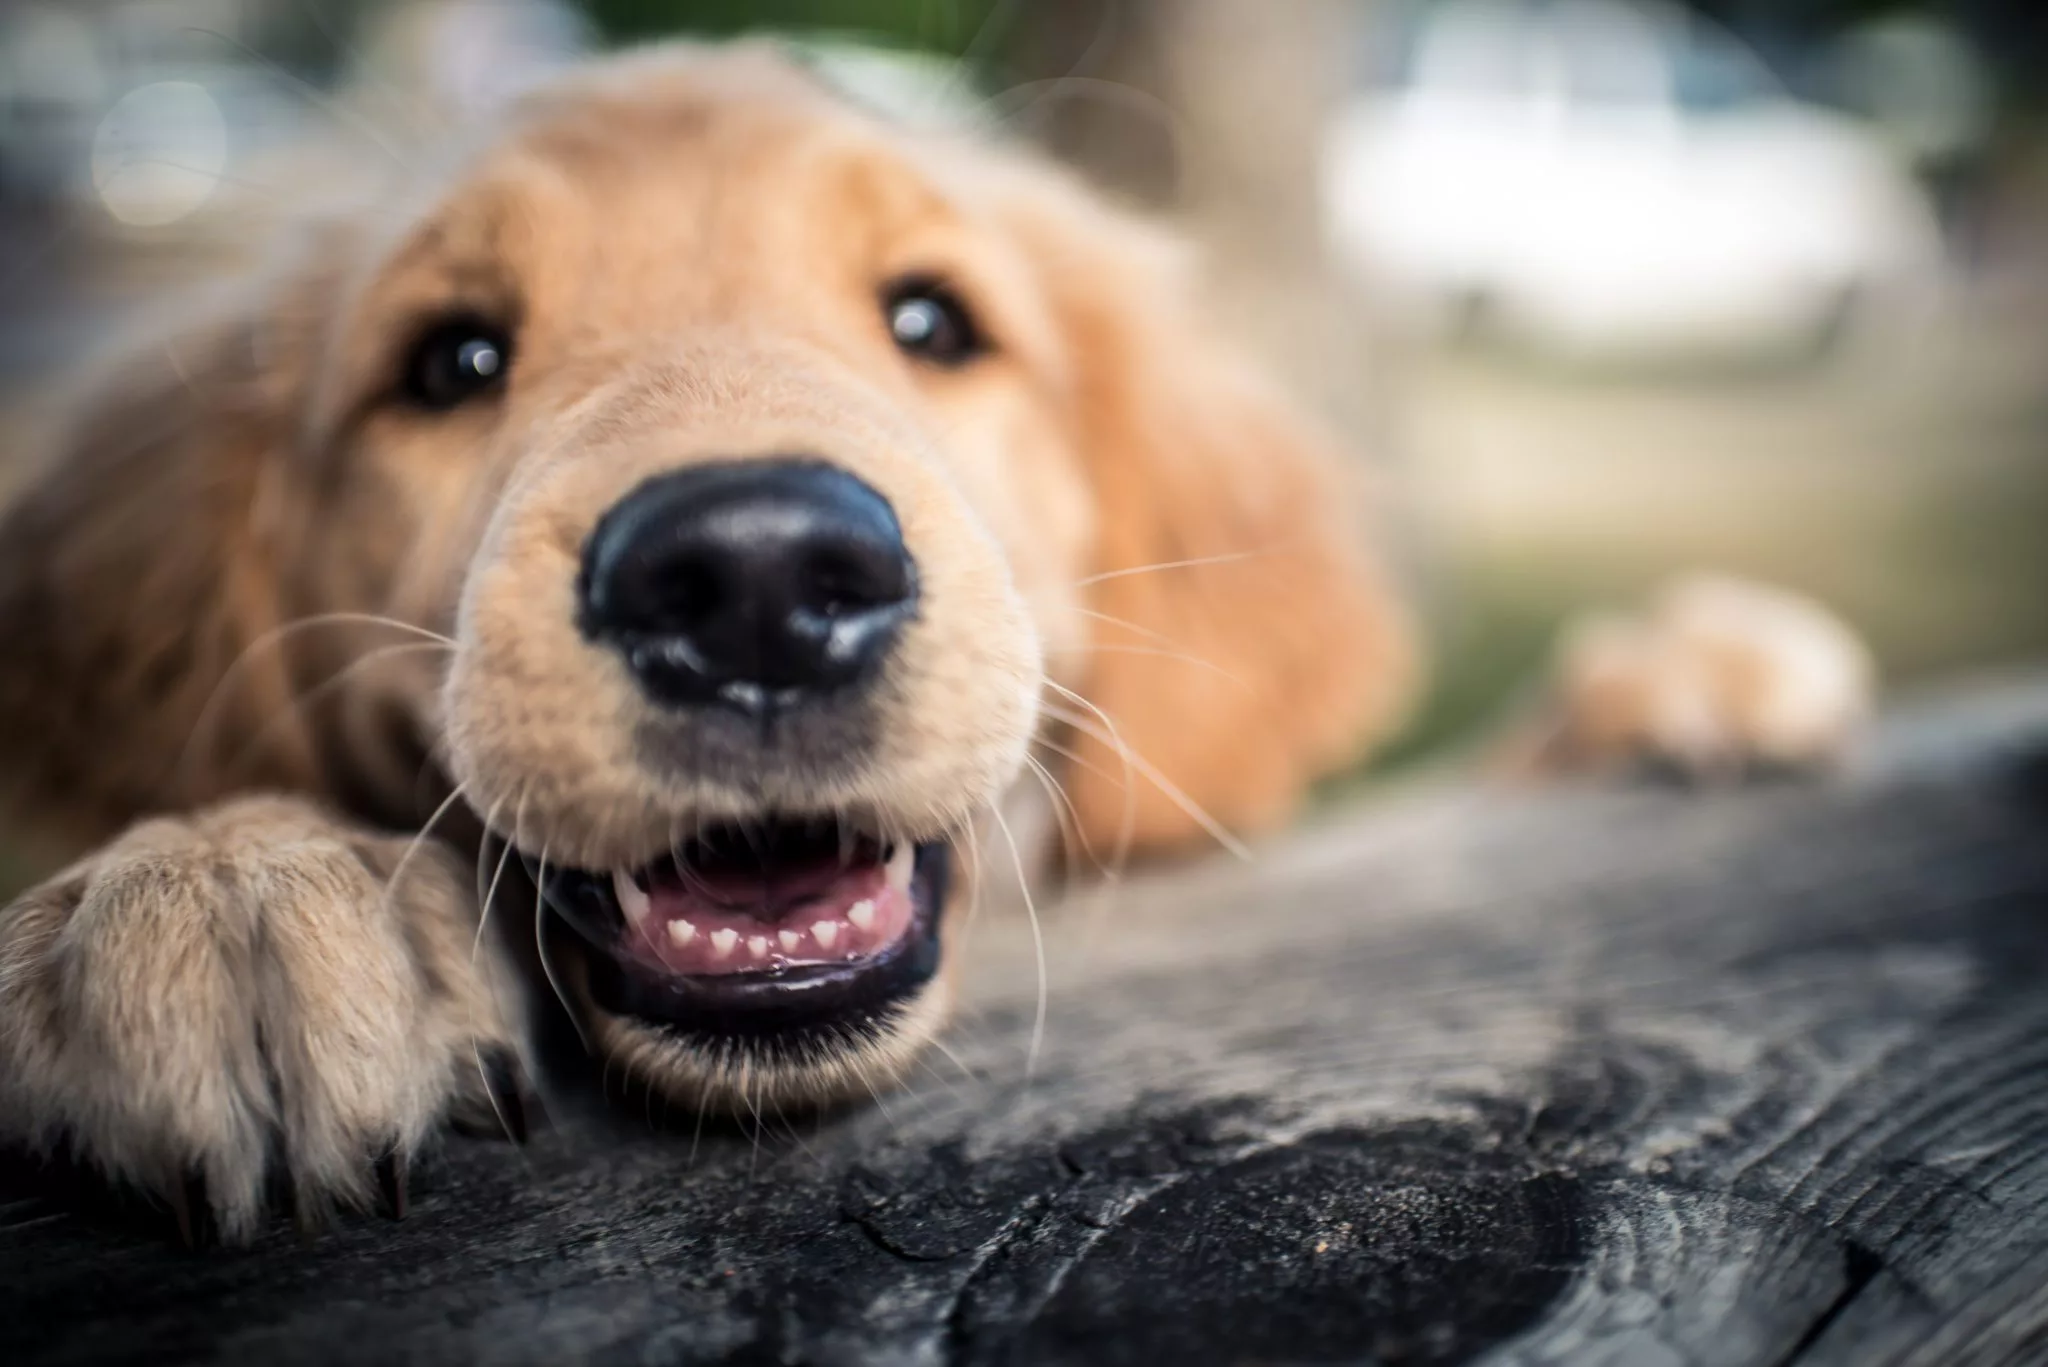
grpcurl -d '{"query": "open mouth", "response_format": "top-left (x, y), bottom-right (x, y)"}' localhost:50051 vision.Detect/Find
top-left (527, 816), bottom-right (949, 1040)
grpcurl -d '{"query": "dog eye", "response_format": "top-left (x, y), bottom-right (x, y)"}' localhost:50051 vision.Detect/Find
top-left (884, 279), bottom-right (985, 367)
top-left (402, 318), bottom-right (512, 410)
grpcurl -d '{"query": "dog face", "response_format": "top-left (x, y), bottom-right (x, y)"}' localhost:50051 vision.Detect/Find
top-left (0, 45), bottom-right (1412, 1112)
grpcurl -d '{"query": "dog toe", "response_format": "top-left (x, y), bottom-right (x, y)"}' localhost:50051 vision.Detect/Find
top-left (1511, 574), bottom-right (1875, 781)
top-left (0, 798), bottom-right (525, 1243)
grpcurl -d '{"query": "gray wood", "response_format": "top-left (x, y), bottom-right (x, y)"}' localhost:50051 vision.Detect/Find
top-left (4, 680), bottom-right (2048, 1367)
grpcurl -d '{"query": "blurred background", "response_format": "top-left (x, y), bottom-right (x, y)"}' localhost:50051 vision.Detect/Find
top-left (3, 0), bottom-right (2044, 773)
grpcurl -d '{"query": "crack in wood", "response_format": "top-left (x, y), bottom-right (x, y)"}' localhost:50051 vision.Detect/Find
top-left (1772, 1241), bottom-right (1885, 1367)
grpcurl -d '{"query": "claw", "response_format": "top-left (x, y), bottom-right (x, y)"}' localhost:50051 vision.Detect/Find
top-left (165, 1167), bottom-right (215, 1249)
top-left (375, 1150), bottom-right (407, 1221)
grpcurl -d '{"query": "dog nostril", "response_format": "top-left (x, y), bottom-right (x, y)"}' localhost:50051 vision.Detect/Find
top-left (578, 459), bottom-right (917, 713)
top-left (802, 545), bottom-right (909, 617)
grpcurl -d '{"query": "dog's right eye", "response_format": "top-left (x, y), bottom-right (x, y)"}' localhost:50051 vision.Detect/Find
top-left (402, 318), bottom-right (512, 410)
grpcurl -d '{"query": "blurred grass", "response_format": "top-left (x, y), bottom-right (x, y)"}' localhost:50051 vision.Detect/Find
top-left (584, 0), bottom-right (1003, 51)
top-left (1347, 300), bottom-right (2048, 786)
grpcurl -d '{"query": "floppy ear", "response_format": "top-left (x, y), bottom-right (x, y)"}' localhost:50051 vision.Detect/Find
top-left (1013, 187), bottom-right (1417, 855)
top-left (0, 261), bottom-right (334, 853)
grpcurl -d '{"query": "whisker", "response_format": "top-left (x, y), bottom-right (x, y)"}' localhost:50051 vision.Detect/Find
top-left (379, 781), bottom-right (471, 924)
top-left (688, 1092), bottom-right (710, 1168)
top-left (218, 639), bottom-right (452, 778)
top-left (1066, 605), bottom-right (1205, 656)
top-left (987, 802), bottom-right (1049, 1082)
top-left (847, 1053), bottom-right (898, 1130)
top-left (177, 611), bottom-right (456, 786)
top-left (1030, 744), bottom-right (1132, 953)
top-left (1070, 549), bottom-right (1271, 589)
top-left (1041, 685), bottom-right (1254, 863)
top-left (927, 1035), bottom-right (982, 1085)
top-left (742, 1068), bottom-right (768, 1175)
top-left (1023, 753), bottom-right (1096, 885)
top-left (470, 791), bottom-right (535, 1152)
top-left (1039, 680), bottom-right (1140, 873)
top-left (473, 793), bottom-right (506, 926)
top-left (475, 809), bottom-right (522, 996)
top-left (533, 839), bottom-right (591, 1053)
top-left (1024, 723), bottom-right (1138, 949)
top-left (1043, 642), bottom-right (1251, 689)
top-left (478, 795), bottom-right (525, 939)
top-left (273, 612), bottom-right (456, 647)
top-left (767, 1095), bottom-right (820, 1162)
top-left (951, 813), bottom-right (989, 965)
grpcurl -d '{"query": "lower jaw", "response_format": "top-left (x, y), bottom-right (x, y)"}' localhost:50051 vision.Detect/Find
top-left (527, 841), bottom-right (953, 1051)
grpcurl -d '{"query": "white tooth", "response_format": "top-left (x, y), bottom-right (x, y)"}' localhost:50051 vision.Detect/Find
top-left (884, 841), bottom-right (916, 892)
top-left (747, 935), bottom-right (771, 959)
top-left (709, 928), bottom-right (739, 958)
top-left (667, 920), bottom-right (698, 948)
top-left (613, 869), bottom-right (653, 928)
top-left (847, 899), bottom-right (875, 931)
top-left (813, 920), bottom-right (840, 950)
top-left (778, 929), bottom-right (802, 952)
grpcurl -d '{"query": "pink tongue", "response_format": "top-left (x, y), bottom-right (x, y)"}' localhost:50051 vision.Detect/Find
top-left (633, 861), bottom-right (913, 977)
top-left (664, 853), bottom-right (854, 909)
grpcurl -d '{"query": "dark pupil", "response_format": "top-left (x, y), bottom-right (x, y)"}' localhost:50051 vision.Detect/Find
top-left (408, 323), bottom-right (508, 409)
top-left (892, 297), bottom-right (951, 352)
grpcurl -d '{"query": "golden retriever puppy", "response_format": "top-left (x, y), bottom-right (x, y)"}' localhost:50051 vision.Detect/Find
top-left (0, 44), bottom-right (1412, 1241)
top-left (0, 43), bottom-right (1869, 1244)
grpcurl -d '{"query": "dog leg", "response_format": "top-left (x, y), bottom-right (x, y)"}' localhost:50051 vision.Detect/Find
top-left (1501, 574), bottom-right (1876, 781)
top-left (0, 794), bottom-right (526, 1243)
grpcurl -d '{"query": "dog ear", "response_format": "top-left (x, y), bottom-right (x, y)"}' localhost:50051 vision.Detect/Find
top-left (0, 255), bottom-right (337, 852)
top-left (1008, 184), bottom-right (1417, 857)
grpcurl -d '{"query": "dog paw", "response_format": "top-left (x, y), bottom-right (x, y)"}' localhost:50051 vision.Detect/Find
top-left (0, 795), bottom-right (528, 1243)
top-left (1511, 574), bottom-right (1876, 781)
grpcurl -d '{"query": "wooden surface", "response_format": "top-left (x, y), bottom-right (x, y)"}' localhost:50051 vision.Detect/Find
top-left (4, 680), bottom-right (2048, 1366)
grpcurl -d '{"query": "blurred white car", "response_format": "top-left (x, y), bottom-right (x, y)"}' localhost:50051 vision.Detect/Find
top-left (1322, 0), bottom-right (1947, 358)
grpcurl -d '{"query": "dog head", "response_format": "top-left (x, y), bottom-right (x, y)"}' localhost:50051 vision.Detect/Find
top-left (0, 44), bottom-right (1412, 1111)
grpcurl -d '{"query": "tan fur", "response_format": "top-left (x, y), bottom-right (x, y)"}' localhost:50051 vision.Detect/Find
top-left (0, 43), bottom-right (1410, 1237)
top-left (1015, 190), bottom-right (1417, 847)
top-left (1503, 574), bottom-right (1875, 779)
top-left (0, 796), bottom-right (519, 1241)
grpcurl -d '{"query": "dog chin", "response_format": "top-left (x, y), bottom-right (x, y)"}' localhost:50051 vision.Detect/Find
top-left (521, 812), bottom-right (956, 1107)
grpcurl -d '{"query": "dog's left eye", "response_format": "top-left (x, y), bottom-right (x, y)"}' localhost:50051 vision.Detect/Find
top-left (884, 279), bottom-right (986, 367)
top-left (402, 317), bottom-right (513, 410)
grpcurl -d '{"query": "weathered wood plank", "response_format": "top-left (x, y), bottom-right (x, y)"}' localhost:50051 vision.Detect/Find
top-left (4, 682), bottom-right (2047, 1366)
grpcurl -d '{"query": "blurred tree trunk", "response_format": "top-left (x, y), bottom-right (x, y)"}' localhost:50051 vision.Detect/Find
top-left (999, 0), bottom-right (1390, 443)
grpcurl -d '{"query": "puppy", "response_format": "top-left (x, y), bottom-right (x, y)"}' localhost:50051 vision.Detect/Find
top-left (0, 44), bottom-right (1412, 1241)
top-left (0, 43), bottom-right (1869, 1244)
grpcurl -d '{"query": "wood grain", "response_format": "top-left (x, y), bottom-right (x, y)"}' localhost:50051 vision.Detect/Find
top-left (4, 681), bottom-right (2048, 1366)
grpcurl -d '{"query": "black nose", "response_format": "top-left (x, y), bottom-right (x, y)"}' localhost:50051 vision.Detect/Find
top-left (577, 459), bottom-right (917, 714)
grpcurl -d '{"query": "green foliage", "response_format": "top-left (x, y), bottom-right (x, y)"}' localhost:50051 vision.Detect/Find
top-left (581, 0), bottom-right (1008, 56)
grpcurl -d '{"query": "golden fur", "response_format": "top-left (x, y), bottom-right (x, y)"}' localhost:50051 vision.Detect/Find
top-left (0, 44), bottom-right (1411, 1239)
